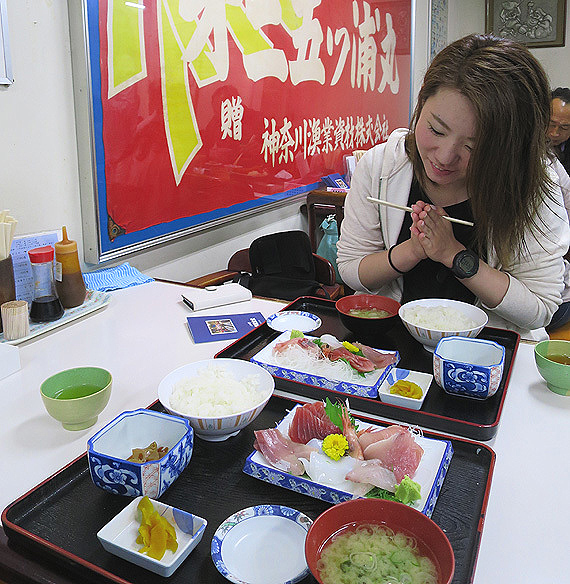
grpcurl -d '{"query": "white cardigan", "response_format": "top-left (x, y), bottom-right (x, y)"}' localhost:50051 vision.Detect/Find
top-left (337, 129), bottom-right (570, 339)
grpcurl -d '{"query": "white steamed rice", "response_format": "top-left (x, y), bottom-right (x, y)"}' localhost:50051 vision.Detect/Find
top-left (403, 305), bottom-right (476, 331)
top-left (170, 365), bottom-right (263, 417)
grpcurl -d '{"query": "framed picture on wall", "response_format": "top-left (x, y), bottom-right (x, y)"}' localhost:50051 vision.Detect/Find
top-left (486, 0), bottom-right (567, 48)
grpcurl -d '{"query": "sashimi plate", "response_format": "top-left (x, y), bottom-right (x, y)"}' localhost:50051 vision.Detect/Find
top-left (243, 405), bottom-right (453, 517)
top-left (250, 331), bottom-right (399, 398)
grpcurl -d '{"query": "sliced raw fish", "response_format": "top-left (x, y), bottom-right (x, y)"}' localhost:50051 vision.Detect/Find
top-left (288, 401), bottom-right (339, 444)
top-left (357, 425), bottom-right (404, 450)
top-left (272, 336), bottom-right (321, 358)
top-left (362, 427), bottom-right (424, 482)
top-left (354, 342), bottom-right (398, 368)
top-left (345, 459), bottom-right (398, 491)
top-left (327, 347), bottom-right (376, 372)
top-left (254, 428), bottom-right (316, 476)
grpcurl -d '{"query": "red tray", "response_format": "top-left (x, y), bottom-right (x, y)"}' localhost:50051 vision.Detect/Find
top-left (216, 296), bottom-right (519, 440)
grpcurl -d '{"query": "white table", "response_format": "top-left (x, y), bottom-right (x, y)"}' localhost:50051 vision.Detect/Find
top-left (0, 280), bottom-right (568, 584)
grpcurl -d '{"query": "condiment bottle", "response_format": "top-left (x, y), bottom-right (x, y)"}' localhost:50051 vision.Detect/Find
top-left (28, 246), bottom-right (64, 323)
top-left (54, 226), bottom-right (87, 308)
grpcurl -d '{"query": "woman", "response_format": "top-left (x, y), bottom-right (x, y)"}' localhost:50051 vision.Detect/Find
top-left (337, 34), bottom-right (570, 338)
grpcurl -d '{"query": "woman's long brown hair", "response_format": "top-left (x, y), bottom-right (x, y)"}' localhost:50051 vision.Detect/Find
top-left (406, 34), bottom-right (554, 268)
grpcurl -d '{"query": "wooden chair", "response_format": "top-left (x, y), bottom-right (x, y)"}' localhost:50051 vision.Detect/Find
top-left (185, 247), bottom-right (343, 300)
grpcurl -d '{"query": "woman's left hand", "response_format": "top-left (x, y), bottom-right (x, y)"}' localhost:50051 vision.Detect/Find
top-left (411, 203), bottom-right (463, 267)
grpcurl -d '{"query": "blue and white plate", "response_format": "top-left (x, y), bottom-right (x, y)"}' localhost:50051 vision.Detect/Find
top-left (211, 505), bottom-right (312, 584)
top-left (266, 310), bottom-right (321, 333)
top-left (243, 405), bottom-right (454, 517)
top-left (251, 331), bottom-right (399, 398)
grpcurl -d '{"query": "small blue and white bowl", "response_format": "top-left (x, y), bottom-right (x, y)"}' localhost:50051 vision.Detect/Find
top-left (87, 409), bottom-right (193, 498)
top-left (433, 336), bottom-right (505, 399)
top-left (212, 505), bottom-right (312, 584)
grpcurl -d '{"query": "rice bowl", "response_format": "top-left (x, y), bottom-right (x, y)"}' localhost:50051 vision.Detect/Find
top-left (399, 299), bottom-right (488, 352)
top-left (158, 359), bottom-right (274, 441)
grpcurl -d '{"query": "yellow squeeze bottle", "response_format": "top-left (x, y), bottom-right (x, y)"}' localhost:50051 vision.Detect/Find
top-left (54, 227), bottom-right (87, 308)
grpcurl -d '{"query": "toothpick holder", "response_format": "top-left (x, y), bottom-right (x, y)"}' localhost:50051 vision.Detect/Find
top-left (1, 300), bottom-right (30, 341)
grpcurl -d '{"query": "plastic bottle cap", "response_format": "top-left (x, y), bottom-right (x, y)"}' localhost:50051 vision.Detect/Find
top-left (54, 226), bottom-right (78, 254)
top-left (28, 246), bottom-right (55, 263)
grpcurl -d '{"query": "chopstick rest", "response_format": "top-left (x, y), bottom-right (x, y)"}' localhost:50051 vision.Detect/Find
top-left (1, 300), bottom-right (30, 340)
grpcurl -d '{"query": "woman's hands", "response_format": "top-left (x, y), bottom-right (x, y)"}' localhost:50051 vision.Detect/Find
top-left (410, 201), bottom-right (464, 267)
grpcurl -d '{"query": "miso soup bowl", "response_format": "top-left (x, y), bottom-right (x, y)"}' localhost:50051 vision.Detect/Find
top-left (433, 336), bottom-right (505, 400)
top-left (305, 498), bottom-right (454, 584)
top-left (534, 339), bottom-right (570, 396)
top-left (40, 366), bottom-right (112, 431)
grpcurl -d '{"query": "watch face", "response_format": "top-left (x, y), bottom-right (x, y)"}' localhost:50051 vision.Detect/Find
top-left (453, 249), bottom-right (479, 278)
top-left (458, 254), bottom-right (478, 272)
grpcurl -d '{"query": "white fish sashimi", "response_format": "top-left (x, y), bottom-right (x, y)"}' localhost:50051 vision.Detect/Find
top-left (300, 450), bottom-right (373, 496)
top-left (345, 459), bottom-right (398, 491)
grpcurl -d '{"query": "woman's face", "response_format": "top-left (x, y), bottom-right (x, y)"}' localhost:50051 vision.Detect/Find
top-left (415, 87), bottom-right (477, 189)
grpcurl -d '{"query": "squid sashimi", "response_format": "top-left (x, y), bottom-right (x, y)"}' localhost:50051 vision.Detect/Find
top-left (353, 342), bottom-right (399, 369)
top-left (361, 426), bottom-right (424, 482)
top-left (301, 449), bottom-right (373, 497)
top-left (254, 428), bottom-right (317, 476)
top-left (288, 401), bottom-right (339, 444)
top-left (345, 459), bottom-right (398, 491)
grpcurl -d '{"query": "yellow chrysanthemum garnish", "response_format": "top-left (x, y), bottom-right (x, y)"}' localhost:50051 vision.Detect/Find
top-left (342, 341), bottom-right (360, 353)
top-left (322, 433), bottom-right (349, 460)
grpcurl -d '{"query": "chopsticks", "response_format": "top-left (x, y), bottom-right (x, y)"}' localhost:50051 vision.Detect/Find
top-left (0, 210), bottom-right (18, 261)
top-left (366, 197), bottom-right (474, 227)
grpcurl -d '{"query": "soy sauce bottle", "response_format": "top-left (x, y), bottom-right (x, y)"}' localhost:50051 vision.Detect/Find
top-left (28, 246), bottom-right (64, 323)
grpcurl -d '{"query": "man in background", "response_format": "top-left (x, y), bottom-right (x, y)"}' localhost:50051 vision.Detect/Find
top-left (549, 87), bottom-right (570, 175)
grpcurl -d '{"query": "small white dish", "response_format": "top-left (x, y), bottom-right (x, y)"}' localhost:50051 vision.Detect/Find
top-left (211, 505), bottom-right (312, 584)
top-left (378, 368), bottom-right (433, 410)
top-left (266, 310), bottom-right (321, 333)
top-left (97, 496), bottom-right (207, 577)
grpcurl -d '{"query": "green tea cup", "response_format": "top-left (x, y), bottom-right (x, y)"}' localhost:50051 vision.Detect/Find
top-left (40, 367), bottom-right (112, 430)
top-left (534, 340), bottom-right (570, 396)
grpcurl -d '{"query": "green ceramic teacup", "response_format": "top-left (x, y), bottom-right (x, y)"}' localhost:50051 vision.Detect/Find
top-left (40, 367), bottom-right (112, 430)
top-left (534, 340), bottom-right (570, 396)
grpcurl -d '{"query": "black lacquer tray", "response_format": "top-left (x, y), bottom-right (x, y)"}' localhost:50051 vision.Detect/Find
top-left (2, 396), bottom-right (494, 584)
top-left (216, 297), bottom-right (519, 441)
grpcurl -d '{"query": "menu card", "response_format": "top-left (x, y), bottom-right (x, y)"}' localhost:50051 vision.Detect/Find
top-left (187, 311), bottom-right (265, 343)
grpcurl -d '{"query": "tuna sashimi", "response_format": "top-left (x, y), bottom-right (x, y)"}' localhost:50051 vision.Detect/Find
top-left (327, 347), bottom-right (376, 372)
top-left (345, 459), bottom-right (398, 491)
top-left (254, 428), bottom-right (317, 476)
top-left (354, 342), bottom-right (399, 369)
top-left (288, 401), bottom-right (339, 444)
top-left (361, 427), bottom-right (424, 482)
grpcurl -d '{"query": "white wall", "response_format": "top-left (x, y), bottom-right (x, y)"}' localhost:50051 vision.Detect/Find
top-left (1, 1), bottom-right (568, 283)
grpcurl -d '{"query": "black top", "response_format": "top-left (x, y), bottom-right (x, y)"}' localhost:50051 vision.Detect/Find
top-left (553, 139), bottom-right (570, 176)
top-left (397, 178), bottom-right (477, 304)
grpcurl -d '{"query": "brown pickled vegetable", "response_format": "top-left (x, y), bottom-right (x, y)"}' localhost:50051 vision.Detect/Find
top-left (127, 441), bottom-right (168, 463)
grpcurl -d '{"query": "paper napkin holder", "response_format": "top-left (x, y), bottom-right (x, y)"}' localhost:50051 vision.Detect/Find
top-left (181, 283), bottom-right (252, 312)
top-left (0, 343), bottom-right (21, 380)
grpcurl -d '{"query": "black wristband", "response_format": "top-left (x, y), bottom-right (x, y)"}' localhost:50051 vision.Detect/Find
top-left (387, 245), bottom-right (406, 274)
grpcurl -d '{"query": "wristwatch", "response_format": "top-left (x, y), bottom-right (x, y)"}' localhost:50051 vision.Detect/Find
top-left (451, 249), bottom-right (479, 279)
